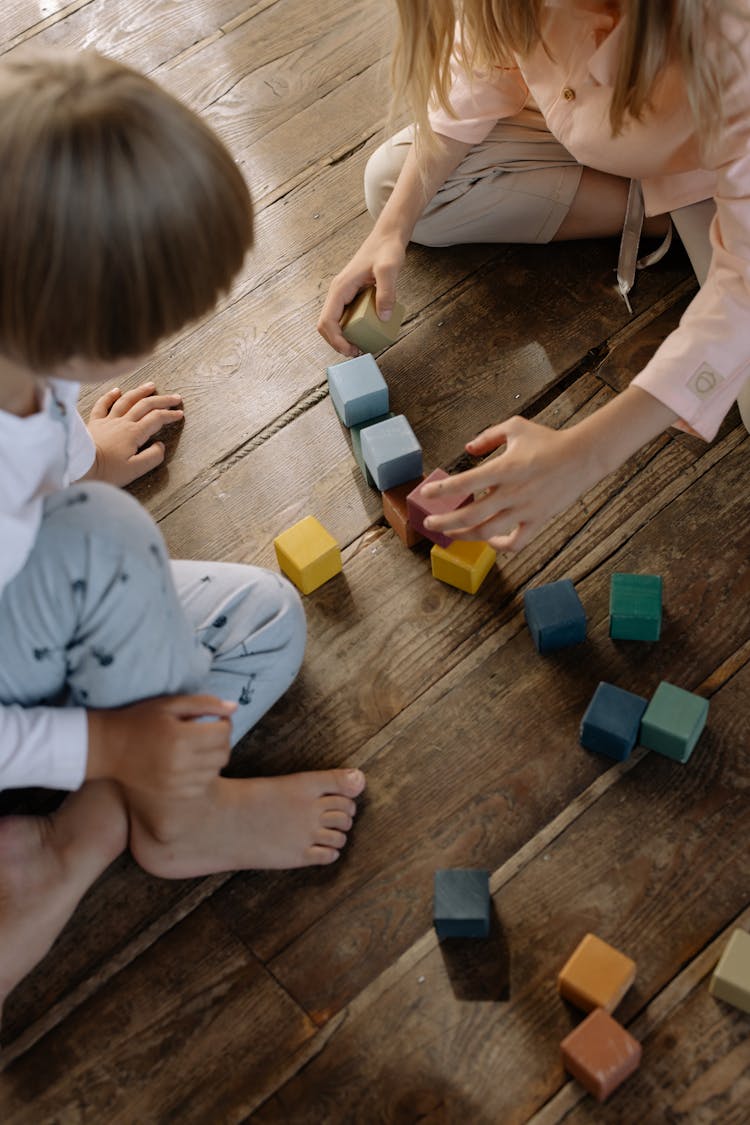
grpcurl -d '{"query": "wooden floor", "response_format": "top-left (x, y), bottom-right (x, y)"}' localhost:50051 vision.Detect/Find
top-left (1, 2), bottom-right (749, 1121)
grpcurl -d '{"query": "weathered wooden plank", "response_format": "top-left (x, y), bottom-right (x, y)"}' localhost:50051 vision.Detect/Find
top-left (248, 661), bottom-right (749, 1124)
top-left (0, 0), bottom-right (91, 51)
top-left (210, 439), bottom-right (749, 1011)
top-left (0, 904), bottom-right (318, 1123)
top-left (12, 0), bottom-right (256, 72)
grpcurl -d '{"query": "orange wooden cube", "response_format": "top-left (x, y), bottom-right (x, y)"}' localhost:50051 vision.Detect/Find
top-left (557, 933), bottom-right (636, 1013)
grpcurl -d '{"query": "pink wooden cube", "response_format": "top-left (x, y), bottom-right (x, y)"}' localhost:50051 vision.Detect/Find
top-left (406, 469), bottom-right (472, 548)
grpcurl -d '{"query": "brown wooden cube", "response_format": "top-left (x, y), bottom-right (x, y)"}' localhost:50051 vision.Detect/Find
top-left (561, 1008), bottom-right (642, 1102)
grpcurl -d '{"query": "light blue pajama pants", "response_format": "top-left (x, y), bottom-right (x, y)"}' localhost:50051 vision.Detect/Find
top-left (0, 482), bottom-right (306, 781)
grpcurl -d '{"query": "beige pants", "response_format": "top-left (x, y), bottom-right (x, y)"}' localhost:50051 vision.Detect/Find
top-left (365, 117), bottom-right (750, 432)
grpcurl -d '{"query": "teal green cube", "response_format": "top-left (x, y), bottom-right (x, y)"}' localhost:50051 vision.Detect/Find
top-left (640, 681), bottom-right (709, 762)
top-left (350, 413), bottom-right (394, 488)
top-left (609, 573), bottom-right (662, 641)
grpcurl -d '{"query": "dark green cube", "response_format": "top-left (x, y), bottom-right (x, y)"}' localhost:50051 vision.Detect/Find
top-left (609, 573), bottom-right (662, 641)
top-left (640, 681), bottom-right (709, 762)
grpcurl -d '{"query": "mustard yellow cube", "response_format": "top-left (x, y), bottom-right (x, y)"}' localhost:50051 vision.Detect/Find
top-left (273, 516), bottom-right (342, 595)
top-left (430, 540), bottom-right (496, 595)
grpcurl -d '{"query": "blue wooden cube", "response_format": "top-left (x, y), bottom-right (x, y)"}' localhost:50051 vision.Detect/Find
top-left (434, 869), bottom-right (490, 939)
top-left (361, 414), bottom-right (423, 491)
top-left (609, 573), bottom-right (663, 641)
top-left (350, 412), bottom-right (394, 487)
top-left (640, 681), bottom-right (709, 762)
top-left (326, 354), bottom-right (389, 427)
top-left (523, 579), bottom-right (586, 653)
top-left (580, 682), bottom-right (648, 761)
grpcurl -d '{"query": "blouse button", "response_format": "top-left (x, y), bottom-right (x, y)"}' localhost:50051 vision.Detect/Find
top-left (562, 86), bottom-right (576, 101)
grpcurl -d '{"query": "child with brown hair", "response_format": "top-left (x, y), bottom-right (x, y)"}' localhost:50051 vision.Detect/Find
top-left (319, 0), bottom-right (750, 552)
top-left (0, 49), bottom-right (364, 1016)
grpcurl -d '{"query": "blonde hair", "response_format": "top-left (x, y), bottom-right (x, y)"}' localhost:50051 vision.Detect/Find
top-left (392, 0), bottom-right (735, 156)
top-left (0, 49), bottom-right (253, 371)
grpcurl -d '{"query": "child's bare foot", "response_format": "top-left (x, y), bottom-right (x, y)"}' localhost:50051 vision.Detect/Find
top-left (0, 781), bottom-right (127, 1023)
top-left (129, 769), bottom-right (366, 879)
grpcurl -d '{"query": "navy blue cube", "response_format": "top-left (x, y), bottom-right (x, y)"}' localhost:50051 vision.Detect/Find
top-left (433, 869), bottom-right (490, 939)
top-left (523, 579), bottom-right (586, 653)
top-left (580, 681), bottom-right (648, 761)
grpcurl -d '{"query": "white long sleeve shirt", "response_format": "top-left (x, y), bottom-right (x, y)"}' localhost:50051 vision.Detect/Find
top-left (0, 379), bottom-right (95, 790)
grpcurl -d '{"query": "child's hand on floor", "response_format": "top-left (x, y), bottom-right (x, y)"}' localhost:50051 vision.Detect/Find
top-left (85, 382), bottom-right (184, 486)
top-left (86, 695), bottom-right (237, 799)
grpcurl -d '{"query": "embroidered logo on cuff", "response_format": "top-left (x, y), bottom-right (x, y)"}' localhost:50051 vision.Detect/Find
top-left (687, 363), bottom-right (724, 399)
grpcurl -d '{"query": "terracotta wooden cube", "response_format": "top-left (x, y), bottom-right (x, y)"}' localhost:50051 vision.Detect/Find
top-left (561, 1008), bottom-right (642, 1102)
top-left (558, 933), bottom-right (636, 1013)
top-left (382, 478), bottom-right (425, 547)
top-left (273, 516), bottom-right (342, 595)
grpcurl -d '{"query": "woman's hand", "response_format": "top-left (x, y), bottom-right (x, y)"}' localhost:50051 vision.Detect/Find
top-left (317, 230), bottom-right (407, 356)
top-left (85, 382), bottom-right (184, 487)
top-left (420, 387), bottom-right (680, 554)
top-left (421, 416), bottom-right (598, 553)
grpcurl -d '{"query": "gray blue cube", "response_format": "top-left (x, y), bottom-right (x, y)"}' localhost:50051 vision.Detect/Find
top-left (350, 412), bottom-right (394, 487)
top-left (326, 353), bottom-right (389, 427)
top-left (433, 868), bottom-right (490, 939)
top-left (361, 414), bottom-right (423, 491)
top-left (524, 579), bottom-right (587, 653)
top-left (580, 682), bottom-right (648, 761)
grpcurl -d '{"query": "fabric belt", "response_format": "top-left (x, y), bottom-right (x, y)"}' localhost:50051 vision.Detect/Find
top-left (616, 179), bottom-right (673, 313)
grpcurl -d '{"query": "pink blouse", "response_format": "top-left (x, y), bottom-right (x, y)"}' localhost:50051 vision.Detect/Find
top-left (428, 0), bottom-right (750, 440)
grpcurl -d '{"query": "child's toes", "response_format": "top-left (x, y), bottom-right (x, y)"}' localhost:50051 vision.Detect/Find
top-left (321, 809), bottom-right (353, 832)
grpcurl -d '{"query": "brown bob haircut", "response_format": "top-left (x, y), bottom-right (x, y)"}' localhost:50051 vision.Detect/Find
top-left (0, 49), bottom-right (253, 371)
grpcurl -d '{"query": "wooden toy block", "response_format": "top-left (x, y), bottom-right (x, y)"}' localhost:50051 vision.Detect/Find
top-left (326, 353), bottom-right (389, 427)
top-left (430, 540), bottom-right (497, 594)
top-left (406, 469), bottom-right (473, 548)
top-left (609, 572), bottom-right (663, 641)
top-left (558, 933), bottom-right (636, 1012)
top-left (639, 680), bottom-right (709, 762)
top-left (273, 516), bottom-right (342, 596)
top-left (382, 477), bottom-right (425, 547)
top-left (350, 413), bottom-right (394, 487)
top-left (433, 869), bottom-right (490, 939)
top-left (523, 579), bottom-right (586, 653)
top-left (709, 928), bottom-right (750, 1014)
top-left (340, 285), bottom-right (405, 354)
top-left (561, 1008), bottom-right (642, 1103)
top-left (579, 682), bottom-right (648, 761)
top-left (361, 414), bottom-right (423, 491)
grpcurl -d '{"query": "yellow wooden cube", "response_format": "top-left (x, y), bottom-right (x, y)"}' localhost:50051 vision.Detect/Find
top-left (430, 540), bottom-right (496, 595)
top-left (273, 516), bottom-right (342, 595)
top-left (340, 285), bottom-right (405, 353)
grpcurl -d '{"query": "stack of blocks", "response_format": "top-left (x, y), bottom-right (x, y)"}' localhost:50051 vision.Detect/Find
top-left (327, 342), bottom-right (497, 596)
top-left (557, 934), bottom-right (641, 1102)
